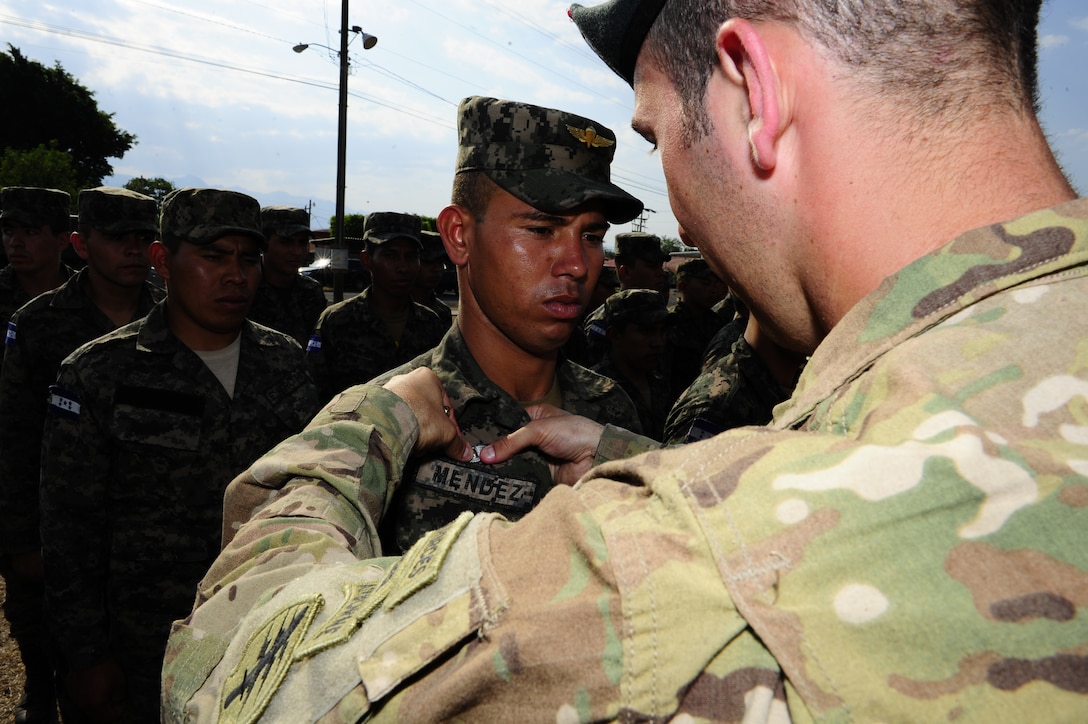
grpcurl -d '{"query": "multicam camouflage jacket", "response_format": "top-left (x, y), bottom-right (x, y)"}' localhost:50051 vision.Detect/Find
top-left (320, 324), bottom-right (639, 554)
top-left (247, 274), bottom-right (328, 347)
top-left (163, 199), bottom-right (1088, 722)
top-left (40, 302), bottom-right (319, 675)
top-left (306, 287), bottom-right (447, 404)
top-left (662, 318), bottom-right (795, 445)
top-left (0, 269), bottom-right (163, 553)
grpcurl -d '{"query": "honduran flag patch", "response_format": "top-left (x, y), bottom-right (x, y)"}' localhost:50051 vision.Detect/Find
top-left (306, 335), bottom-right (323, 353)
top-left (5, 320), bottom-right (16, 346)
top-left (48, 385), bottom-right (81, 419)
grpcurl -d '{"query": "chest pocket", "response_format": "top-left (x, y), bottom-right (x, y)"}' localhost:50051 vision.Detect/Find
top-left (112, 385), bottom-right (205, 452)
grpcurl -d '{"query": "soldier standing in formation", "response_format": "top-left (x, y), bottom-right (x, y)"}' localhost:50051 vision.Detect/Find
top-left (164, 0), bottom-right (1087, 720)
top-left (665, 257), bottom-right (729, 396)
top-left (592, 288), bottom-right (675, 440)
top-left (40, 188), bottom-right (318, 722)
top-left (412, 229), bottom-right (454, 329)
top-left (305, 211), bottom-right (446, 404)
top-left (0, 187), bottom-right (72, 326)
top-left (247, 205), bottom-right (327, 346)
top-left (0, 188), bottom-right (164, 723)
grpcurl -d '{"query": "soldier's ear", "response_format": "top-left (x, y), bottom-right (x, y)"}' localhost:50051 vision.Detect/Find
top-left (70, 231), bottom-right (91, 261)
top-left (149, 241), bottom-right (171, 282)
top-left (437, 205), bottom-right (470, 267)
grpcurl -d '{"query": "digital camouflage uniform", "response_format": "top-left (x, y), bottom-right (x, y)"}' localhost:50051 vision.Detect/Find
top-left (164, 199), bottom-right (1088, 721)
top-left (40, 302), bottom-right (318, 721)
top-left (667, 297), bottom-right (728, 398)
top-left (0, 267), bottom-right (164, 554)
top-left (365, 324), bottom-right (641, 553)
top-left (248, 273), bottom-right (327, 346)
top-left (663, 317), bottom-right (796, 445)
top-left (306, 286), bottom-right (446, 403)
top-left (593, 352), bottom-right (672, 442)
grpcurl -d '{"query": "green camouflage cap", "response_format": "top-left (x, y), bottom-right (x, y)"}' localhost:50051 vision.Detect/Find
top-left (419, 229), bottom-right (449, 262)
top-left (261, 206), bottom-right (312, 238)
top-left (597, 265), bottom-right (619, 289)
top-left (615, 231), bottom-right (670, 263)
top-left (456, 96), bottom-right (643, 223)
top-left (364, 211), bottom-right (422, 247)
top-left (604, 287), bottom-right (669, 326)
top-left (78, 187), bottom-right (158, 235)
top-left (676, 257), bottom-right (716, 281)
top-left (569, 0), bottom-right (668, 86)
top-left (0, 186), bottom-right (71, 232)
top-left (160, 188), bottom-right (265, 249)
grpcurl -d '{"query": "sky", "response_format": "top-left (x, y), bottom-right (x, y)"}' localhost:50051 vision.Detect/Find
top-left (2, 0), bottom-right (1088, 249)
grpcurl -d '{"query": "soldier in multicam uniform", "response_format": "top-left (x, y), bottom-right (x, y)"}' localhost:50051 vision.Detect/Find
top-left (306, 212), bottom-right (446, 404)
top-left (286, 96), bottom-right (641, 555)
top-left (593, 288), bottom-right (675, 440)
top-left (411, 229), bottom-right (454, 329)
top-left (0, 187), bottom-right (73, 327)
top-left (0, 187), bottom-right (164, 723)
top-left (39, 188), bottom-right (319, 723)
top-left (666, 257), bottom-right (729, 396)
top-left (162, 0), bottom-right (1088, 721)
top-left (247, 205), bottom-right (327, 346)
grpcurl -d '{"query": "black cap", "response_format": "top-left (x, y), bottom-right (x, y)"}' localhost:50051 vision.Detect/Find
top-left (569, 0), bottom-right (668, 86)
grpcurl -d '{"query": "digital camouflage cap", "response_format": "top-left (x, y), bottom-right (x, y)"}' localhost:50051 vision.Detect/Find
top-left (261, 206), bottom-right (312, 239)
top-left (456, 96), bottom-right (643, 223)
top-left (615, 231), bottom-right (670, 264)
top-left (363, 212), bottom-right (422, 248)
top-left (78, 187), bottom-right (159, 235)
top-left (160, 188), bottom-right (265, 249)
top-left (0, 186), bottom-right (71, 232)
top-left (419, 229), bottom-right (449, 262)
top-left (604, 287), bottom-right (669, 326)
top-left (676, 257), bottom-right (716, 281)
top-left (568, 0), bottom-right (668, 86)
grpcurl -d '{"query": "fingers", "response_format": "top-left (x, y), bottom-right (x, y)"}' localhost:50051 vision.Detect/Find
top-left (382, 369), bottom-right (472, 461)
top-left (479, 424), bottom-right (539, 464)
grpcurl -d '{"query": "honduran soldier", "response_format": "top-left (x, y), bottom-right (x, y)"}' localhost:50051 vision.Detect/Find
top-left (247, 205), bottom-right (327, 346)
top-left (666, 256), bottom-right (730, 396)
top-left (593, 288), bottom-right (676, 440)
top-left (40, 188), bottom-right (318, 722)
top-left (0, 186), bottom-right (72, 326)
top-left (166, 0), bottom-right (1087, 720)
top-left (411, 229), bottom-right (454, 329)
top-left (306, 212), bottom-right (446, 404)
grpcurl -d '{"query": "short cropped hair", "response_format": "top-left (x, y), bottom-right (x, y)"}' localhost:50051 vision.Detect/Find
top-left (450, 171), bottom-right (497, 222)
top-left (644, 0), bottom-right (1043, 145)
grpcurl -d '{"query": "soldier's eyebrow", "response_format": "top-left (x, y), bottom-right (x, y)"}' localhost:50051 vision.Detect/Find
top-left (515, 210), bottom-right (569, 225)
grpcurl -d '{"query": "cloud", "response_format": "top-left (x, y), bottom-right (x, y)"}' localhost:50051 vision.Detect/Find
top-left (1040, 34), bottom-right (1069, 50)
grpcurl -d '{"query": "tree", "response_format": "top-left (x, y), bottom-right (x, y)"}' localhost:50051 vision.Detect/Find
top-left (660, 235), bottom-right (684, 253)
top-left (124, 177), bottom-right (176, 207)
top-left (0, 45), bottom-right (136, 187)
top-left (0, 144), bottom-right (80, 202)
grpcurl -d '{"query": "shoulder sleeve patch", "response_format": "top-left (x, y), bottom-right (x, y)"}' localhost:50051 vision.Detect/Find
top-left (5, 320), bottom-right (16, 346)
top-left (306, 335), bottom-right (322, 353)
top-left (48, 385), bottom-right (81, 419)
top-left (219, 594), bottom-right (324, 724)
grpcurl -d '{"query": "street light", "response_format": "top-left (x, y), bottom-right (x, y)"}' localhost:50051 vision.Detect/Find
top-left (294, 4), bottom-right (377, 302)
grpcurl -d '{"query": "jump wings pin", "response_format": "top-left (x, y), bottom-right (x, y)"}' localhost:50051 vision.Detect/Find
top-left (566, 124), bottom-right (615, 149)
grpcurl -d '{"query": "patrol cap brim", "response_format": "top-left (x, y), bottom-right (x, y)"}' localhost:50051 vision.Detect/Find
top-left (97, 219), bottom-right (160, 236)
top-left (569, 0), bottom-right (668, 86)
top-left (271, 224), bottom-right (313, 238)
top-left (182, 225), bottom-right (266, 248)
top-left (490, 168), bottom-right (644, 224)
top-left (0, 208), bottom-right (42, 227)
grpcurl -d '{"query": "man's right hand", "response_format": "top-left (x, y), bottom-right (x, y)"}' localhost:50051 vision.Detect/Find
top-left (480, 404), bottom-right (605, 487)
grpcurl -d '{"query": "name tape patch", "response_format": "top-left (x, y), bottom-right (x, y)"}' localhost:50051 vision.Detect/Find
top-left (416, 459), bottom-right (537, 512)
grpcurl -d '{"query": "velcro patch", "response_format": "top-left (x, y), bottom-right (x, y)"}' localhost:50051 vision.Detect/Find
top-left (305, 335), bottom-right (322, 353)
top-left (220, 594), bottom-right (324, 724)
top-left (48, 386), bottom-right (81, 419)
top-left (382, 510), bottom-right (473, 610)
top-left (416, 459), bottom-right (538, 512)
top-left (587, 320), bottom-right (607, 339)
top-left (295, 581), bottom-right (380, 659)
top-left (5, 320), bottom-right (16, 346)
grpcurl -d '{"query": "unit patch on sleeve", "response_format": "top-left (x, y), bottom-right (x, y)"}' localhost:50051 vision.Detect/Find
top-left (219, 594), bottom-right (324, 724)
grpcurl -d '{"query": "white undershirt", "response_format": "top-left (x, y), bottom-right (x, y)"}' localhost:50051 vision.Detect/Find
top-left (194, 334), bottom-right (242, 398)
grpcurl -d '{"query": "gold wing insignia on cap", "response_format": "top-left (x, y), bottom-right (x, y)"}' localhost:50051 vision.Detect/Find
top-left (566, 124), bottom-right (615, 149)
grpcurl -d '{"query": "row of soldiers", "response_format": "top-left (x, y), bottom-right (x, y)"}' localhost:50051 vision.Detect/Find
top-left (0, 96), bottom-right (791, 722)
